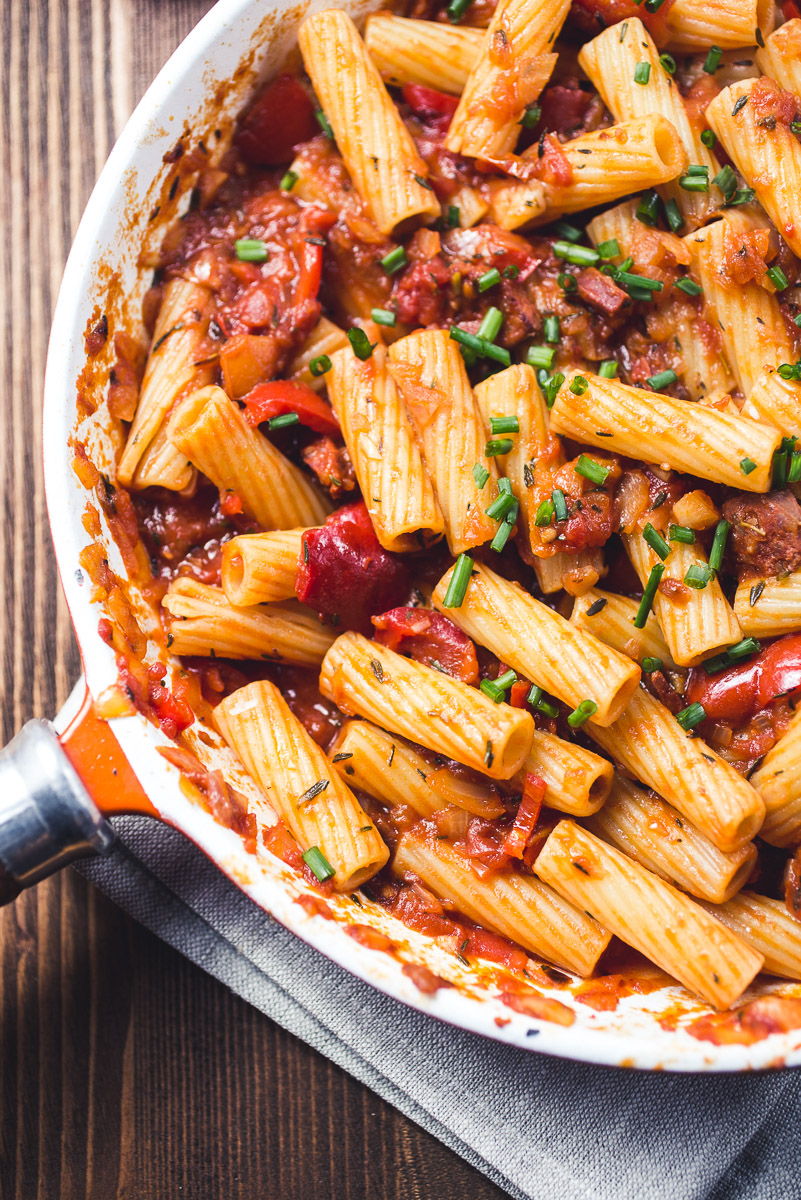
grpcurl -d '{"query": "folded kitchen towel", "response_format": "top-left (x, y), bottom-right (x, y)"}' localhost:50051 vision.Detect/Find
top-left (76, 812), bottom-right (801, 1200)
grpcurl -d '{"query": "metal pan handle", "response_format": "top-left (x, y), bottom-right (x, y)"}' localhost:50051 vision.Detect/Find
top-left (0, 720), bottom-right (115, 904)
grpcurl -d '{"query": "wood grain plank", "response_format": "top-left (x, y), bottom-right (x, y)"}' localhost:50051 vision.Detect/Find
top-left (0, 2), bottom-right (509, 1196)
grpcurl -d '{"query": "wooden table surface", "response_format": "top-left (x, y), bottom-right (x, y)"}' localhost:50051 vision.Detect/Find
top-left (0, 4), bottom-right (508, 1196)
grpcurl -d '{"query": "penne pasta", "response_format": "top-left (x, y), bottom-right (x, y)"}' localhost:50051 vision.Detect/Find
top-left (432, 560), bottom-right (641, 726)
top-left (733, 571), bottom-right (801, 638)
top-left (587, 684), bottom-right (765, 853)
top-left (326, 344), bottom-right (444, 552)
top-left (318, 632), bottom-right (535, 780)
top-left (588, 774), bottom-right (757, 904)
top-left (167, 385), bottom-right (331, 530)
top-left (622, 529), bottom-right (742, 667)
top-left (215, 681), bottom-right (388, 890)
top-left (394, 828), bottom-right (611, 976)
top-left (117, 278), bottom-right (214, 490)
top-left (364, 14), bottom-right (483, 95)
top-left (756, 19), bottom-right (801, 97)
top-left (221, 529), bottom-right (307, 607)
top-left (162, 578), bottom-right (336, 666)
top-left (512, 730), bottom-right (613, 816)
top-left (288, 317), bottom-right (350, 393)
top-left (697, 893), bottom-right (801, 980)
top-left (550, 369), bottom-right (780, 492)
top-left (750, 704), bottom-right (801, 847)
top-left (535, 820), bottom-right (764, 1009)
top-left (579, 19), bottom-right (718, 227)
top-left (388, 330), bottom-right (500, 555)
top-left (663, 0), bottom-right (775, 50)
top-left (706, 78), bottom-right (801, 259)
top-left (298, 10), bottom-right (440, 235)
top-left (570, 588), bottom-right (677, 670)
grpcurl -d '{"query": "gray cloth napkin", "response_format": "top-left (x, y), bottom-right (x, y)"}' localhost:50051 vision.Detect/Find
top-left (77, 817), bottom-right (801, 1200)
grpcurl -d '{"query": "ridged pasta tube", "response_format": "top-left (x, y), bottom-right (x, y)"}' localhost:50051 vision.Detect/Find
top-left (745, 368), bottom-right (801, 438)
top-left (756, 19), bottom-right (801, 97)
top-left (734, 571), bottom-right (801, 638)
top-left (288, 317), bottom-right (349, 394)
top-left (512, 730), bottom-right (613, 816)
top-left (221, 529), bottom-right (308, 607)
top-left (364, 15), bottom-right (482, 94)
top-left (663, 0), bottom-right (774, 51)
top-left (570, 588), bottom-right (677, 670)
top-left (215, 681), bottom-right (388, 891)
top-left (697, 893), bottom-right (801, 980)
top-left (750, 705), bottom-right (801, 847)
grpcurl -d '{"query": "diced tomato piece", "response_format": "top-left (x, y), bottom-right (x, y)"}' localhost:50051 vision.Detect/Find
top-left (371, 607), bottom-right (479, 683)
top-left (502, 776), bottom-right (546, 859)
top-left (243, 380), bottom-right (341, 436)
top-left (686, 634), bottom-right (801, 725)
top-left (236, 75), bottom-right (319, 166)
top-left (296, 501), bottom-right (411, 635)
top-left (402, 84), bottom-right (460, 134)
top-left (219, 333), bottom-right (280, 398)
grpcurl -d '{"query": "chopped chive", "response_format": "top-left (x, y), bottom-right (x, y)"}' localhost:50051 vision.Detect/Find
top-left (478, 306), bottom-right (503, 342)
top-left (442, 554), bottom-right (474, 608)
top-left (503, 264), bottom-right (520, 280)
top-left (553, 241), bottom-right (599, 266)
top-left (540, 371), bottom-right (565, 408)
top-left (315, 109), bottom-right (334, 137)
top-left (558, 272), bottom-right (577, 292)
top-left (668, 524), bottom-right (695, 544)
top-left (473, 463), bottom-right (490, 489)
top-left (552, 488), bottom-right (568, 521)
top-left (617, 271), bottom-right (663, 294)
top-left (634, 563), bottom-right (665, 627)
top-left (528, 685), bottom-right (543, 706)
top-left (544, 314), bottom-right (561, 344)
top-left (486, 438), bottom-right (514, 457)
top-left (713, 165), bottom-right (737, 199)
top-left (675, 277), bottom-right (702, 296)
top-left (570, 375), bottom-right (589, 396)
top-left (302, 846), bottom-right (335, 882)
top-left (450, 326), bottom-right (483, 354)
top-left (700, 129), bottom-right (717, 148)
top-left (778, 362), bottom-right (801, 380)
top-left (647, 369), bottom-right (678, 391)
top-left (347, 328), bottom-right (374, 360)
top-left (728, 187), bottom-right (756, 207)
top-left (528, 685), bottom-right (559, 718)
top-left (280, 169), bottom-right (298, 191)
top-left (773, 449), bottom-right (788, 489)
top-left (486, 490), bottom-right (517, 521)
top-left (554, 220), bottom-right (583, 243)
top-left (535, 498), bottom-right (555, 526)
top-left (480, 679), bottom-right (504, 703)
top-left (481, 339), bottom-right (511, 366)
top-left (634, 62), bottom-right (651, 85)
top-left (490, 415), bottom-right (520, 435)
top-left (703, 46), bottom-right (722, 73)
top-left (645, 0), bottom-right (666, 9)
top-left (740, 457), bottom-right (757, 475)
top-left (750, 580), bottom-right (766, 606)
top-left (567, 699), bottom-right (598, 728)
top-left (636, 190), bottom-right (662, 227)
top-left (659, 52), bottom-right (676, 74)
top-left (447, 204), bottom-right (461, 227)
top-left (680, 167), bottom-right (710, 192)
top-left (520, 103), bottom-right (542, 128)
top-left (235, 238), bottom-right (268, 262)
top-left (703, 637), bottom-right (761, 674)
top-left (490, 520), bottom-right (514, 552)
top-left (768, 265), bottom-right (790, 291)
top-left (268, 412), bottom-right (299, 430)
top-left (495, 669), bottom-right (516, 692)
top-left (310, 354), bottom-right (332, 377)
top-left (598, 359), bottom-right (618, 379)
top-left (478, 268), bottom-right (502, 293)
top-left (380, 246), bottom-right (407, 275)
top-left (597, 238), bottom-right (621, 260)
top-left (446, 0), bottom-right (474, 21)
top-left (371, 307), bottom-right (396, 326)
top-left (526, 345), bottom-right (555, 370)
top-left (643, 523), bottom-right (671, 559)
top-left (575, 454), bottom-right (610, 485)
top-left (790, 452), bottom-right (801, 483)
top-left (499, 476), bottom-right (513, 495)
top-left (664, 198), bottom-right (684, 233)
top-left (676, 702), bottom-right (706, 731)
top-left (642, 656), bottom-right (663, 673)
top-left (684, 563), bottom-right (714, 589)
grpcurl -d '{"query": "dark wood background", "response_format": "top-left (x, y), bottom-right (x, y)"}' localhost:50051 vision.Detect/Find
top-left (0, 3), bottom-right (506, 1195)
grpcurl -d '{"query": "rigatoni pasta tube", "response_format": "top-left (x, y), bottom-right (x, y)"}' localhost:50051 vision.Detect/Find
top-left (571, 588), bottom-right (677, 670)
top-left (549, 369), bottom-right (779, 493)
top-left (512, 730), bottom-right (613, 816)
top-left (706, 78), bottom-right (801, 258)
top-left (588, 775), bottom-right (757, 905)
top-left (756, 19), bottom-right (801, 97)
top-left (697, 893), bottom-right (801, 980)
top-left (318, 632), bottom-right (534, 780)
top-left (579, 20), bottom-right (718, 227)
top-left (117, 278), bottom-right (214, 490)
top-left (685, 216), bottom-right (796, 399)
top-left (215, 681), bottom-right (388, 891)
top-left (444, 0), bottom-right (569, 159)
top-left (168, 385), bottom-right (331, 530)
top-left (750, 705), bottom-right (801, 847)
top-left (388, 330), bottom-right (499, 555)
top-left (364, 15), bottom-right (482, 95)
top-left (733, 571), bottom-right (801, 639)
top-left (432, 560), bottom-right (641, 726)
top-left (288, 317), bottom-right (349, 393)
top-left (535, 820), bottom-right (763, 1009)
top-left (623, 529), bottom-right (742, 667)
top-left (298, 10), bottom-right (440, 235)
top-left (587, 685), bottom-right (765, 853)
top-left (221, 529), bottom-right (307, 607)
top-left (162, 578), bottom-right (335, 667)
top-left (327, 345), bottom-right (444, 553)
top-left (744, 368), bottom-right (801, 438)
top-left (394, 829), bottom-right (610, 977)
top-left (663, 0), bottom-right (774, 50)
